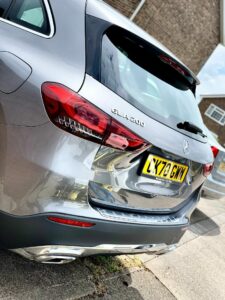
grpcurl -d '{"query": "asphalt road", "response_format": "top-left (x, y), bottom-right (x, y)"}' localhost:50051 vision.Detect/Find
top-left (1, 196), bottom-right (225, 300)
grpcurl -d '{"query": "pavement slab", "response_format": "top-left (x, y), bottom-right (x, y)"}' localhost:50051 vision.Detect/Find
top-left (89, 270), bottom-right (176, 300)
top-left (145, 224), bottom-right (225, 300)
top-left (0, 250), bottom-right (96, 300)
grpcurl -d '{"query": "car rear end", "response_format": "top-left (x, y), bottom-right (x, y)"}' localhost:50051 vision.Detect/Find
top-left (1, 0), bottom-right (213, 264)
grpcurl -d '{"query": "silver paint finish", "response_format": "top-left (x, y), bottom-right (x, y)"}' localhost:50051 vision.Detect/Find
top-left (0, 52), bottom-right (32, 94)
top-left (203, 150), bottom-right (225, 198)
top-left (0, 0), bottom-right (87, 126)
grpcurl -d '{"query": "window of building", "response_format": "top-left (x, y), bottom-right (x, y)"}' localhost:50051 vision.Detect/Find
top-left (6, 0), bottom-right (51, 35)
top-left (205, 104), bottom-right (225, 125)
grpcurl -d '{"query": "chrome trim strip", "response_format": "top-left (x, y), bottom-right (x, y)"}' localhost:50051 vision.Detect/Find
top-left (11, 243), bottom-right (176, 264)
top-left (0, 0), bottom-right (54, 39)
top-left (96, 207), bottom-right (188, 225)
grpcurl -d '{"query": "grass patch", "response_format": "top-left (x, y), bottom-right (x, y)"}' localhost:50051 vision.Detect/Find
top-left (83, 255), bottom-right (143, 277)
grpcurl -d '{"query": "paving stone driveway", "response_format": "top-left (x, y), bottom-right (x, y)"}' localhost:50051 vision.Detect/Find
top-left (1, 196), bottom-right (225, 300)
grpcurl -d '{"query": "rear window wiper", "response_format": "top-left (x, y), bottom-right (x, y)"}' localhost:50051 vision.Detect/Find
top-left (177, 121), bottom-right (207, 138)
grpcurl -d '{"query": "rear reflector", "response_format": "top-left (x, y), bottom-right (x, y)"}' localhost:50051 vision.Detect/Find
top-left (42, 83), bottom-right (147, 151)
top-left (211, 146), bottom-right (219, 159)
top-left (48, 216), bottom-right (95, 228)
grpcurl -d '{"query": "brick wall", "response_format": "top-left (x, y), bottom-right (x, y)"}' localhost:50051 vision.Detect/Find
top-left (105, 0), bottom-right (220, 73)
top-left (199, 98), bottom-right (225, 145)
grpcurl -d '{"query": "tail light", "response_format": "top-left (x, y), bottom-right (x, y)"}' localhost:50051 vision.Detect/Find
top-left (203, 146), bottom-right (218, 177)
top-left (203, 163), bottom-right (213, 177)
top-left (42, 83), bottom-right (147, 151)
top-left (48, 216), bottom-right (95, 228)
top-left (211, 146), bottom-right (219, 158)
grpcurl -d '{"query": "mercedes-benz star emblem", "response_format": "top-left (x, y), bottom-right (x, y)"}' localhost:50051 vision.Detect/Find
top-left (183, 140), bottom-right (190, 154)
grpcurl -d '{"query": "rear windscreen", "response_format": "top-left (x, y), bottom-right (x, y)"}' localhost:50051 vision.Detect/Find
top-left (100, 27), bottom-right (205, 138)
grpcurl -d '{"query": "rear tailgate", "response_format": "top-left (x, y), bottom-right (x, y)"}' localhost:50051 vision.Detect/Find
top-left (81, 0), bottom-right (213, 213)
top-left (79, 75), bottom-right (211, 213)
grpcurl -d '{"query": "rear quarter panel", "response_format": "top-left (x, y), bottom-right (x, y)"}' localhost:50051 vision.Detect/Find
top-left (0, 0), bottom-right (87, 126)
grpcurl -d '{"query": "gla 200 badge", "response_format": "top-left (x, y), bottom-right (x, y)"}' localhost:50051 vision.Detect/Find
top-left (111, 108), bottom-right (145, 127)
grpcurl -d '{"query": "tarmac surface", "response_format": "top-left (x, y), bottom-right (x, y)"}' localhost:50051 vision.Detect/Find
top-left (1, 196), bottom-right (225, 300)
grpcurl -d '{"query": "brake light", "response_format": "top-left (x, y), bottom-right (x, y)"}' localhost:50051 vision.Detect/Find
top-left (203, 146), bottom-right (219, 177)
top-left (211, 146), bottom-right (219, 158)
top-left (42, 83), bottom-right (147, 151)
top-left (159, 54), bottom-right (187, 76)
top-left (203, 163), bottom-right (213, 177)
top-left (48, 216), bottom-right (95, 227)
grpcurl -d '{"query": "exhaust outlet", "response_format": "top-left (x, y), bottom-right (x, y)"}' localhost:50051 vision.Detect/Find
top-left (36, 255), bottom-right (76, 264)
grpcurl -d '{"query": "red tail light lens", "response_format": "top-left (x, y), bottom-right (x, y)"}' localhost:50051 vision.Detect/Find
top-left (211, 146), bottom-right (219, 159)
top-left (48, 216), bottom-right (95, 228)
top-left (42, 83), bottom-right (147, 151)
top-left (203, 163), bottom-right (214, 177)
top-left (105, 119), bottom-right (145, 150)
top-left (203, 146), bottom-right (219, 177)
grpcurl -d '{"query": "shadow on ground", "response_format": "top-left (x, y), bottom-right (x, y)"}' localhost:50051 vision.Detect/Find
top-left (190, 208), bottom-right (220, 237)
top-left (0, 250), bottom-right (145, 300)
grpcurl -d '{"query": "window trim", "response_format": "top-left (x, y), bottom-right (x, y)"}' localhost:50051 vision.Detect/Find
top-left (205, 103), bottom-right (225, 126)
top-left (0, 0), bottom-right (54, 38)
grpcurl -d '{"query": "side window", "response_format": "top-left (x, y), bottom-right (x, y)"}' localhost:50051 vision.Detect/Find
top-left (0, 0), bottom-right (12, 18)
top-left (6, 0), bottom-right (50, 35)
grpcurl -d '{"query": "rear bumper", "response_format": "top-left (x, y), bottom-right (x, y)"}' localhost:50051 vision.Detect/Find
top-left (0, 210), bottom-right (188, 250)
top-left (0, 187), bottom-right (201, 263)
top-left (202, 174), bottom-right (225, 199)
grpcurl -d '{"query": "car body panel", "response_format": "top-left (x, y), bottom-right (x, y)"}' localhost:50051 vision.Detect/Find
top-left (0, 0), bottom-right (86, 126)
top-left (202, 128), bottom-right (225, 199)
top-left (0, 51), bottom-right (32, 94)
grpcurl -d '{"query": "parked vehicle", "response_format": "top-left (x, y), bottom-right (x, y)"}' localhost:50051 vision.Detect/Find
top-left (0, 0), bottom-right (213, 264)
top-left (202, 128), bottom-right (225, 199)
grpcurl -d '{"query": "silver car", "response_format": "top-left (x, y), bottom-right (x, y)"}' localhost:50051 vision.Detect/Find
top-left (202, 129), bottom-right (225, 199)
top-left (0, 0), bottom-right (213, 264)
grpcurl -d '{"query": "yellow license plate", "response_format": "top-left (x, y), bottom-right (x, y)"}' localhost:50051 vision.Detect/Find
top-left (218, 162), bottom-right (225, 173)
top-left (142, 154), bottom-right (188, 183)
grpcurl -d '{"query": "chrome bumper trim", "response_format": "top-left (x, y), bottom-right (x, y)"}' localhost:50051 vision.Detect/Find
top-left (96, 207), bottom-right (188, 225)
top-left (11, 243), bottom-right (176, 264)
